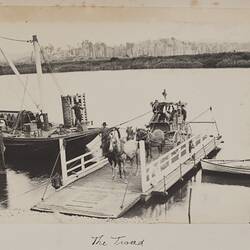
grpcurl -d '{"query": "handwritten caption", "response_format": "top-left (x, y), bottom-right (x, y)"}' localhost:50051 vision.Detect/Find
top-left (91, 234), bottom-right (144, 247)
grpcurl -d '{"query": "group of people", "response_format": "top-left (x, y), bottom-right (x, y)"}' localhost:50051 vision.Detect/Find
top-left (151, 100), bottom-right (187, 126)
top-left (0, 113), bottom-right (17, 128)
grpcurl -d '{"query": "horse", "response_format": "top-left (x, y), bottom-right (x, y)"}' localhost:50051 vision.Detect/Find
top-left (136, 128), bottom-right (165, 159)
top-left (108, 133), bottom-right (126, 180)
top-left (123, 127), bottom-right (140, 173)
top-left (136, 128), bottom-right (152, 160)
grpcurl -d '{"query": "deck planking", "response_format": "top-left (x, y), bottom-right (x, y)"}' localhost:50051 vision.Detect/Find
top-left (32, 163), bottom-right (142, 218)
top-left (32, 136), bottom-right (221, 218)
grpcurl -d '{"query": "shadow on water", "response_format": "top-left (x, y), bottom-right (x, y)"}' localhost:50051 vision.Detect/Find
top-left (4, 145), bottom-right (93, 178)
top-left (124, 149), bottom-right (222, 219)
top-left (0, 171), bottom-right (8, 208)
top-left (6, 158), bottom-right (54, 178)
top-left (0, 146), bottom-right (97, 210)
top-left (202, 171), bottom-right (250, 188)
top-left (124, 167), bottom-right (199, 219)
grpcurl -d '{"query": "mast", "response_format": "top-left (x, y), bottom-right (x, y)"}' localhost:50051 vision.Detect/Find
top-left (32, 35), bottom-right (44, 113)
top-left (32, 35), bottom-right (49, 131)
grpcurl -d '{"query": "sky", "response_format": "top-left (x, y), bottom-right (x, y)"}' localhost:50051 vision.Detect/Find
top-left (0, 6), bottom-right (249, 58)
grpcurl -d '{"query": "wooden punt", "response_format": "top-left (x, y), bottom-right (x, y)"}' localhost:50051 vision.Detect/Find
top-left (201, 159), bottom-right (250, 175)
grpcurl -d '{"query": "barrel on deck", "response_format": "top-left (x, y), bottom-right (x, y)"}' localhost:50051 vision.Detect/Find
top-left (61, 94), bottom-right (88, 128)
top-left (61, 95), bottom-right (73, 128)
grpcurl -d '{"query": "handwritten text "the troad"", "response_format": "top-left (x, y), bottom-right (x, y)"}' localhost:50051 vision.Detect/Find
top-left (91, 235), bottom-right (144, 247)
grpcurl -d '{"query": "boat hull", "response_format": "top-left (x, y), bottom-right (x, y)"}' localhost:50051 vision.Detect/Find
top-left (3, 129), bottom-right (100, 161)
top-left (201, 159), bottom-right (250, 175)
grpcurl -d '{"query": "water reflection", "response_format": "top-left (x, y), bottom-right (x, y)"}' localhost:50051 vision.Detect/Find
top-left (202, 171), bottom-right (250, 188)
top-left (125, 167), bottom-right (250, 223)
top-left (0, 171), bottom-right (8, 208)
top-left (0, 157), bottom-right (50, 210)
top-left (7, 159), bottom-right (51, 179)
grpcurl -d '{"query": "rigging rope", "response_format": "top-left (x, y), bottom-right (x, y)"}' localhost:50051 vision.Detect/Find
top-left (12, 75), bottom-right (29, 133)
top-left (38, 42), bottom-right (65, 96)
top-left (114, 110), bottom-right (152, 127)
top-left (0, 47), bottom-right (40, 111)
top-left (0, 35), bottom-right (32, 43)
top-left (187, 107), bottom-right (211, 125)
top-left (65, 111), bottom-right (152, 143)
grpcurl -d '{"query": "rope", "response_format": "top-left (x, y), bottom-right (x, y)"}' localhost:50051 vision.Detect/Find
top-left (65, 110), bottom-right (151, 143)
top-left (38, 43), bottom-right (65, 96)
top-left (41, 141), bottom-right (64, 201)
top-left (114, 110), bottom-right (152, 127)
top-left (0, 47), bottom-right (40, 111)
top-left (0, 35), bottom-right (32, 43)
top-left (12, 76), bottom-right (29, 133)
top-left (187, 107), bottom-right (211, 125)
top-left (120, 179), bottom-right (129, 209)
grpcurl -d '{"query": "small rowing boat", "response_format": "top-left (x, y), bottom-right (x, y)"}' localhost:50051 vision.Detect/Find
top-left (201, 159), bottom-right (250, 175)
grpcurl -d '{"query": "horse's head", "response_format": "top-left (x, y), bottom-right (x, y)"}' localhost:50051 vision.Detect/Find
top-left (136, 128), bottom-right (149, 141)
top-left (126, 126), bottom-right (135, 140)
top-left (109, 133), bottom-right (122, 152)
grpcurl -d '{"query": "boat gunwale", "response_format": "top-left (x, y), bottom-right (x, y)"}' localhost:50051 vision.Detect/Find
top-left (201, 159), bottom-right (250, 171)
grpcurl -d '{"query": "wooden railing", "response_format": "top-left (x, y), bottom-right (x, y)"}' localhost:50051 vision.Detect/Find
top-left (59, 138), bottom-right (108, 187)
top-left (140, 134), bottom-right (212, 193)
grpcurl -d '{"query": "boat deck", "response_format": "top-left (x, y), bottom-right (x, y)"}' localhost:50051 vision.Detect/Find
top-left (32, 135), bottom-right (222, 219)
top-left (32, 164), bottom-right (142, 218)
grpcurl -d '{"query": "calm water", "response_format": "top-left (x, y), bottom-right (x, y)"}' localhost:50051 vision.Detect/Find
top-left (0, 68), bottom-right (250, 223)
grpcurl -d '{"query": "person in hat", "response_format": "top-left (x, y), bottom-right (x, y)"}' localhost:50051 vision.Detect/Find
top-left (71, 101), bottom-right (84, 126)
top-left (100, 122), bottom-right (110, 157)
top-left (180, 105), bottom-right (186, 121)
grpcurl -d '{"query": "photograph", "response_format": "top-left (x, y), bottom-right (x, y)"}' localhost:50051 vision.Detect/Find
top-left (0, 1), bottom-right (250, 224)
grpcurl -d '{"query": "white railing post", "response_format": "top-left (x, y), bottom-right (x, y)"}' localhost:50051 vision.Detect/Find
top-left (139, 140), bottom-right (147, 192)
top-left (81, 155), bottom-right (85, 171)
top-left (59, 138), bottom-right (67, 185)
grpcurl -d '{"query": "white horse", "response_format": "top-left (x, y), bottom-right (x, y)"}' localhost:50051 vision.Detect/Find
top-left (108, 133), bottom-right (126, 180)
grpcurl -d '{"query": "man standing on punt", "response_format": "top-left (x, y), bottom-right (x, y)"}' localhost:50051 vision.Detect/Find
top-left (100, 122), bottom-right (110, 157)
top-left (72, 101), bottom-right (84, 126)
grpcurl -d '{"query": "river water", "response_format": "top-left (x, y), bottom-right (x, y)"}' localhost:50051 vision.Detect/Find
top-left (0, 68), bottom-right (250, 223)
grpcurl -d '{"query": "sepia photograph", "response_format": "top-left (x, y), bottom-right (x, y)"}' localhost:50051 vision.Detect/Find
top-left (0, 1), bottom-right (250, 225)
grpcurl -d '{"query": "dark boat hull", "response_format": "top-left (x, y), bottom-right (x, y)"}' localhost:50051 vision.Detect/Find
top-left (3, 129), bottom-right (100, 162)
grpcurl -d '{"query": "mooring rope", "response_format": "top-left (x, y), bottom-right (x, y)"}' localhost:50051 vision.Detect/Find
top-left (41, 142), bottom-right (64, 201)
top-left (187, 107), bottom-right (211, 125)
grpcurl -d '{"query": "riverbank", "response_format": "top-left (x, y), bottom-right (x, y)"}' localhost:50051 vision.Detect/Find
top-left (0, 52), bottom-right (250, 75)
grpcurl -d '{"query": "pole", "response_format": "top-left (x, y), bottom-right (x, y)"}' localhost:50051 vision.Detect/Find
top-left (139, 141), bottom-right (147, 192)
top-left (0, 131), bottom-right (6, 170)
top-left (188, 188), bottom-right (192, 224)
top-left (33, 35), bottom-right (50, 131)
top-left (32, 35), bottom-right (44, 113)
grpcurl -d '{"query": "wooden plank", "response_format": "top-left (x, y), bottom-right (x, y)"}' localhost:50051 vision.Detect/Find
top-left (32, 163), bottom-right (142, 218)
top-left (33, 136), bottom-right (221, 218)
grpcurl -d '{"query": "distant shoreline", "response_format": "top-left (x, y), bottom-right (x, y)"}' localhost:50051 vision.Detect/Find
top-left (0, 52), bottom-right (250, 75)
